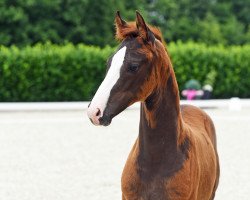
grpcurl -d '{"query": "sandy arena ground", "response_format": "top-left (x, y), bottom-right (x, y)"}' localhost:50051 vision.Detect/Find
top-left (0, 107), bottom-right (250, 200)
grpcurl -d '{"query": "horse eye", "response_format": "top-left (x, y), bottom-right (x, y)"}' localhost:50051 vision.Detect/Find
top-left (128, 64), bottom-right (139, 72)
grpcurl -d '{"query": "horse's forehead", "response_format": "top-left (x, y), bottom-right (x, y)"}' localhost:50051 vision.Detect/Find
top-left (120, 37), bottom-right (142, 51)
top-left (117, 38), bottom-right (150, 61)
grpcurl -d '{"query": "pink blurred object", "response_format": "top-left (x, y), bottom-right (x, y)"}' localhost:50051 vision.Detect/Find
top-left (182, 89), bottom-right (204, 100)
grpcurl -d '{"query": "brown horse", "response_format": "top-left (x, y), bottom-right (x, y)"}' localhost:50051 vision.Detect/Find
top-left (87, 11), bottom-right (219, 200)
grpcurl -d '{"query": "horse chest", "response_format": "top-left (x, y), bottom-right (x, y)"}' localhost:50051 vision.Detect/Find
top-left (122, 176), bottom-right (168, 200)
top-left (121, 144), bottom-right (192, 200)
top-left (121, 158), bottom-right (176, 200)
top-left (141, 183), bottom-right (168, 200)
top-left (122, 167), bottom-right (194, 200)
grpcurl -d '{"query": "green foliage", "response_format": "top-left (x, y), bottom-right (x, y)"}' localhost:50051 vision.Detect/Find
top-left (0, 0), bottom-right (249, 47)
top-left (169, 42), bottom-right (250, 98)
top-left (197, 13), bottom-right (226, 45)
top-left (146, 0), bottom-right (250, 45)
top-left (0, 43), bottom-right (113, 101)
top-left (204, 70), bottom-right (217, 87)
top-left (0, 42), bottom-right (250, 101)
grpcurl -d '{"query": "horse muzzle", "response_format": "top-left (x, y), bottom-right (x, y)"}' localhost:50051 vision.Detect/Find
top-left (87, 106), bottom-right (112, 126)
top-left (87, 106), bottom-right (103, 126)
top-left (99, 115), bottom-right (112, 126)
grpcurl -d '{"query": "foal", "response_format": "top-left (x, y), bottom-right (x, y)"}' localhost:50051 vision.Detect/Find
top-left (87, 11), bottom-right (219, 200)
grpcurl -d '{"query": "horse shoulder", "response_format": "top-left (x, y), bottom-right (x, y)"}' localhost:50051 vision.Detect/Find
top-left (180, 104), bottom-right (217, 147)
top-left (179, 104), bottom-right (218, 199)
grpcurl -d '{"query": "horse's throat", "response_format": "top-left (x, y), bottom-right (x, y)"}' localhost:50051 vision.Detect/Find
top-left (140, 73), bottom-right (181, 134)
top-left (138, 73), bottom-right (183, 177)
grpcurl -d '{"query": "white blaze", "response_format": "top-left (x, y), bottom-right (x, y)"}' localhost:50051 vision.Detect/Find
top-left (88, 46), bottom-right (127, 117)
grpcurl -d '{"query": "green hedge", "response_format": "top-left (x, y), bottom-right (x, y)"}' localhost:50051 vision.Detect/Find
top-left (0, 42), bottom-right (249, 101)
top-left (169, 42), bottom-right (250, 98)
top-left (0, 43), bottom-right (113, 101)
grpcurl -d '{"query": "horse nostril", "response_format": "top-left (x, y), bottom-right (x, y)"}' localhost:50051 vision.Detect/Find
top-left (96, 108), bottom-right (101, 117)
top-left (89, 118), bottom-right (93, 123)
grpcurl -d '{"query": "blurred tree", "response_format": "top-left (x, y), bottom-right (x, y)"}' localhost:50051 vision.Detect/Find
top-left (244, 26), bottom-right (250, 43)
top-left (0, 0), bottom-right (249, 46)
top-left (82, 0), bottom-right (116, 46)
top-left (146, 0), bottom-right (179, 42)
top-left (221, 16), bottom-right (245, 45)
top-left (198, 13), bottom-right (225, 44)
top-left (0, 0), bottom-right (29, 45)
top-left (23, 0), bottom-right (63, 44)
top-left (231, 0), bottom-right (250, 28)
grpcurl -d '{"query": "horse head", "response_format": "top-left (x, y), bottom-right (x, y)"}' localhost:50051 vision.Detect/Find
top-left (87, 11), bottom-right (168, 126)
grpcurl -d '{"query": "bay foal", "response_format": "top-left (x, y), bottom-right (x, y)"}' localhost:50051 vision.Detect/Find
top-left (87, 11), bottom-right (219, 200)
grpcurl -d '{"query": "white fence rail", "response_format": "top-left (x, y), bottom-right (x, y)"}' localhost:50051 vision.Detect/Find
top-left (0, 98), bottom-right (249, 111)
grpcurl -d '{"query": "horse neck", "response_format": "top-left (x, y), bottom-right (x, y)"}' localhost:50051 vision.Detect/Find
top-left (138, 56), bottom-right (184, 165)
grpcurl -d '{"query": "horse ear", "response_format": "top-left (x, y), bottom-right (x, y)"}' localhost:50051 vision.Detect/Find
top-left (115, 11), bottom-right (127, 38)
top-left (136, 11), bottom-right (155, 43)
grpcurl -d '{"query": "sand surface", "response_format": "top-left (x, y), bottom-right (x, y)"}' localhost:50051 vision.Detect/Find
top-left (0, 108), bottom-right (250, 200)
